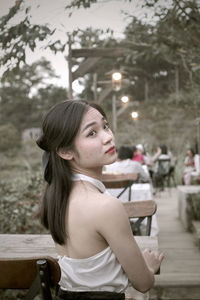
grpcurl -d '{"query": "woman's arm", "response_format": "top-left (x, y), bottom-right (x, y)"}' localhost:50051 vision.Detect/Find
top-left (184, 157), bottom-right (194, 167)
top-left (95, 196), bottom-right (163, 293)
top-left (152, 148), bottom-right (161, 163)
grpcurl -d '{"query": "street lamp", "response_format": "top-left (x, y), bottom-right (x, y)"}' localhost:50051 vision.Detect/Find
top-left (112, 71), bottom-right (122, 91)
top-left (111, 70), bottom-right (122, 134)
top-left (121, 95), bottom-right (129, 104)
top-left (131, 111), bottom-right (139, 120)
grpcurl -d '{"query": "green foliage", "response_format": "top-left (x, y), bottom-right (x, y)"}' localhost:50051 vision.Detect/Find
top-left (0, 1), bottom-right (64, 71)
top-left (1, 0), bottom-right (200, 102)
top-left (0, 141), bottom-right (46, 299)
top-left (0, 140), bottom-right (46, 234)
top-left (0, 123), bottom-right (21, 152)
top-left (0, 0), bottom-right (200, 154)
top-left (68, 1), bottom-right (200, 104)
top-left (0, 171), bottom-right (44, 233)
top-left (0, 58), bottom-right (67, 130)
top-left (72, 27), bottom-right (114, 49)
top-left (189, 193), bottom-right (200, 220)
top-left (116, 88), bottom-right (200, 154)
top-left (65, 0), bottom-right (131, 11)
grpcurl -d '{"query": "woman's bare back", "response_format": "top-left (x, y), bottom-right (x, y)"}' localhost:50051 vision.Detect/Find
top-left (56, 180), bottom-right (110, 258)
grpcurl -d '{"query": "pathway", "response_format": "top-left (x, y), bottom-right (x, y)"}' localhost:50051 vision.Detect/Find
top-left (150, 187), bottom-right (200, 299)
top-left (126, 187), bottom-right (200, 300)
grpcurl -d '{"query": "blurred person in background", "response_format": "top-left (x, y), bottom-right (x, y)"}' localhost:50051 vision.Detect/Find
top-left (104, 145), bottom-right (150, 183)
top-left (151, 144), bottom-right (171, 190)
top-left (182, 148), bottom-right (195, 185)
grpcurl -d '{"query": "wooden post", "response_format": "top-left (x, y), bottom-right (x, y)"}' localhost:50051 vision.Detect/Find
top-left (175, 65), bottom-right (179, 100)
top-left (93, 73), bottom-right (98, 102)
top-left (68, 35), bottom-right (73, 99)
top-left (112, 93), bottom-right (117, 134)
top-left (144, 79), bottom-right (149, 102)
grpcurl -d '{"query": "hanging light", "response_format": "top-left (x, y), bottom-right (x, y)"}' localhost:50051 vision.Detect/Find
top-left (111, 71), bottom-right (122, 91)
top-left (131, 111), bottom-right (139, 120)
top-left (121, 95), bottom-right (129, 104)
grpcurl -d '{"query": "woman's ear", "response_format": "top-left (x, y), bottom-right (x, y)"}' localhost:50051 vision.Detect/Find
top-left (57, 148), bottom-right (74, 161)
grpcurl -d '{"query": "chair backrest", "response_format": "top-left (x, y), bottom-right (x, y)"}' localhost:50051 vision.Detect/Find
top-left (102, 173), bottom-right (138, 188)
top-left (102, 173), bottom-right (138, 201)
top-left (157, 158), bottom-right (171, 176)
top-left (123, 200), bottom-right (157, 236)
top-left (0, 256), bottom-right (61, 300)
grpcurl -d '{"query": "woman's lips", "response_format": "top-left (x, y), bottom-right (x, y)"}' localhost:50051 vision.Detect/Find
top-left (106, 146), bottom-right (115, 154)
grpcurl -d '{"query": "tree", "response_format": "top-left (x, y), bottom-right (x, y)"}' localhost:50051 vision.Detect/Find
top-left (65, 0), bottom-right (131, 11)
top-left (0, 0), bottom-right (66, 72)
top-left (0, 58), bottom-right (67, 130)
top-left (1, 0), bottom-right (200, 104)
top-left (0, 123), bottom-right (21, 151)
top-left (120, 17), bottom-right (175, 101)
top-left (0, 0), bottom-right (166, 72)
top-left (155, 0), bottom-right (200, 88)
top-left (31, 85), bottom-right (67, 127)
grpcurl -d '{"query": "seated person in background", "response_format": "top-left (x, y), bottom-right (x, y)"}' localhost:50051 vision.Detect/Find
top-left (140, 145), bottom-right (152, 167)
top-left (152, 144), bottom-right (171, 189)
top-left (136, 144), bottom-right (152, 178)
top-left (182, 148), bottom-right (195, 185)
top-left (104, 145), bottom-right (150, 183)
top-left (132, 145), bottom-right (145, 165)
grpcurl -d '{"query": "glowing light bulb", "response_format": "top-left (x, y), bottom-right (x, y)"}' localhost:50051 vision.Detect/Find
top-left (131, 111), bottom-right (138, 120)
top-left (112, 72), bottom-right (122, 81)
top-left (121, 96), bottom-right (129, 103)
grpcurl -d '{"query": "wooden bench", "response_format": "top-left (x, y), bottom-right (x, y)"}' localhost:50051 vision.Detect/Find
top-left (0, 234), bottom-right (158, 259)
top-left (0, 234), bottom-right (159, 298)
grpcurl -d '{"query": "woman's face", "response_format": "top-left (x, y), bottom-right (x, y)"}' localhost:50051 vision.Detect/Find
top-left (71, 107), bottom-right (117, 172)
top-left (187, 150), bottom-right (193, 157)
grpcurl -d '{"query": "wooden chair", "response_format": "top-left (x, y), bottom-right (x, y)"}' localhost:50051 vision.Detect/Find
top-left (102, 173), bottom-right (138, 201)
top-left (153, 158), bottom-right (171, 191)
top-left (123, 200), bottom-right (157, 236)
top-left (165, 164), bottom-right (176, 187)
top-left (0, 256), bottom-right (61, 300)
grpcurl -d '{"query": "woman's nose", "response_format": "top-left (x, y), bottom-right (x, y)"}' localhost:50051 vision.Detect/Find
top-left (102, 130), bottom-right (113, 144)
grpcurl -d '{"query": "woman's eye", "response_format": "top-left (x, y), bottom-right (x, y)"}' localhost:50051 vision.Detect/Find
top-left (104, 123), bottom-right (109, 130)
top-left (88, 130), bottom-right (96, 137)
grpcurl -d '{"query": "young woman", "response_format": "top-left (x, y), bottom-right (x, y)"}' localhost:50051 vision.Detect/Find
top-left (37, 100), bottom-right (163, 300)
top-left (182, 148), bottom-right (195, 185)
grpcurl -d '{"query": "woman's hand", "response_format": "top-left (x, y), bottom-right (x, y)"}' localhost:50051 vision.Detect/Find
top-left (142, 248), bottom-right (164, 274)
top-left (157, 147), bottom-right (162, 156)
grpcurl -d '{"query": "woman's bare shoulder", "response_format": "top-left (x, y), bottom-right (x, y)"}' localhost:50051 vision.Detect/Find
top-left (92, 192), bottom-right (126, 218)
top-left (93, 191), bottom-right (121, 204)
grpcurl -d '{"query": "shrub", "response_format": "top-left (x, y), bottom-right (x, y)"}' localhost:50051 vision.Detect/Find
top-left (0, 170), bottom-right (46, 234)
top-left (190, 193), bottom-right (200, 221)
top-left (0, 123), bottom-right (21, 152)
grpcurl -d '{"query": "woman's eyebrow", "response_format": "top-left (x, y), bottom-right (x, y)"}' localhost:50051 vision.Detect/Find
top-left (82, 121), bottom-right (97, 133)
top-left (82, 117), bottom-right (106, 133)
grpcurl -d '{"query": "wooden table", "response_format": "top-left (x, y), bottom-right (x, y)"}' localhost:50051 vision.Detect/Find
top-left (0, 234), bottom-right (158, 259)
top-left (102, 173), bottom-right (138, 189)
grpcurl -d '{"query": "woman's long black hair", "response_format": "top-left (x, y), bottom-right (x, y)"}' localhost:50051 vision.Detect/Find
top-left (36, 100), bottom-right (106, 245)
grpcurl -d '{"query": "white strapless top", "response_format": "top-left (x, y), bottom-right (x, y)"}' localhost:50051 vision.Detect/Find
top-left (58, 246), bottom-right (129, 292)
top-left (58, 173), bottom-right (129, 292)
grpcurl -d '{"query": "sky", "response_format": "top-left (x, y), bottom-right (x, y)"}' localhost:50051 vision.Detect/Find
top-left (0, 0), bottom-right (155, 93)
